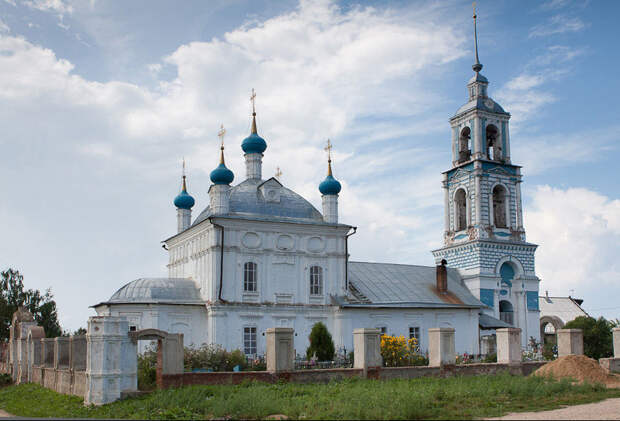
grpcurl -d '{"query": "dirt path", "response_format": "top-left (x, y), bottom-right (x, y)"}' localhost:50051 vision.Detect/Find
top-left (489, 398), bottom-right (620, 420)
top-left (0, 409), bottom-right (13, 418)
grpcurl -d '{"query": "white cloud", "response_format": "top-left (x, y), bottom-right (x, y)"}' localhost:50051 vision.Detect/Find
top-left (0, 19), bottom-right (9, 33)
top-left (0, 0), bottom-right (467, 330)
top-left (23, 0), bottom-right (73, 15)
top-left (529, 15), bottom-right (587, 38)
top-left (496, 45), bottom-right (583, 126)
top-left (525, 186), bottom-right (620, 316)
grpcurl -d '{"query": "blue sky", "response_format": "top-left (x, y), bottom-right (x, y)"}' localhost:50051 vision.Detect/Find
top-left (0, 0), bottom-right (618, 331)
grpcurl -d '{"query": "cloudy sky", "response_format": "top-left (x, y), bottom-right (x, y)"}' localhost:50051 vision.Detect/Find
top-left (0, 0), bottom-right (618, 331)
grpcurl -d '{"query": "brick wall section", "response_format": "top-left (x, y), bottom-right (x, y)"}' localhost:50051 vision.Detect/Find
top-left (161, 368), bottom-right (364, 389)
top-left (161, 363), bottom-right (546, 389)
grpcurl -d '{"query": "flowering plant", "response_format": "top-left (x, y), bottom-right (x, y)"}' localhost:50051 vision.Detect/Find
top-left (380, 334), bottom-right (424, 367)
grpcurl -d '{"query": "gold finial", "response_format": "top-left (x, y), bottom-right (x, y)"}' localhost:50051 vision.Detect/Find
top-left (324, 139), bottom-right (333, 176)
top-left (275, 166), bottom-right (283, 179)
top-left (218, 124), bottom-right (226, 165)
top-left (250, 88), bottom-right (258, 134)
top-left (181, 157), bottom-right (188, 191)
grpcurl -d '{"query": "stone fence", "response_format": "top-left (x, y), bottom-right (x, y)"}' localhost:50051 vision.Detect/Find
top-left (3, 310), bottom-right (619, 406)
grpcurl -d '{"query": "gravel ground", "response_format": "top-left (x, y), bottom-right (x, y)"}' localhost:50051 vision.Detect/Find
top-left (489, 398), bottom-right (620, 420)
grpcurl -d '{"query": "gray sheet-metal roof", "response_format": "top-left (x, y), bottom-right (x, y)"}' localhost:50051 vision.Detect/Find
top-left (453, 97), bottom-right (508, 118)
top-left (103, 278), bottom-right (203, 304)
top-left (539, 296), bottom-right (588, 324)
top-left (192, 178), bottom-right (323, 227)
top-left (479, 313), bottom-right (512, 329)
top-left (346, 262), bottom-right (484, 308)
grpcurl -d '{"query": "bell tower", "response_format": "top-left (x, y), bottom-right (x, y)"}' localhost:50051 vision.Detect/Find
top-left (432, 8), bottom-right (540, 346)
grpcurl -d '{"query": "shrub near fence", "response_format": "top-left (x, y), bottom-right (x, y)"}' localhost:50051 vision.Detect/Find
top-left (380, 335), bottom-right (428, 367)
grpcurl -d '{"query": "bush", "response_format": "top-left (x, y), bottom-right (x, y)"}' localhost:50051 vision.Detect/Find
top-left (482, 353), bottom-right (497, 363)
top-left (542, 342), bottom-right (556, 361)
top-left (563, 316), bottom-right (613, 360)
top-left (306, 322), bottom-right (335, 361)
top-left (137, 348), bottom-right (157, 391)
top-left (184, 344), bottom-right (248, 372)
top-left (380, 335), bottom-right (426, 367)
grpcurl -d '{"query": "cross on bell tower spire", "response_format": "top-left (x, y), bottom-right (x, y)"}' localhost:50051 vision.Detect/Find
top-left (324, 139), bottom-right (333, 176)
top-left (218, 124), bottom-right (226, 165)
top-left (472, 2), bottom-right (483, 73)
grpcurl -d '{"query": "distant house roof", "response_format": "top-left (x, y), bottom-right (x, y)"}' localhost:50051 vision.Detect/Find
top-left (342, 261), bottom-right (484, 309)
top-left (93, 278), bottom-right (204, 307)
top-left (539, 295), bottom-right (588, 324)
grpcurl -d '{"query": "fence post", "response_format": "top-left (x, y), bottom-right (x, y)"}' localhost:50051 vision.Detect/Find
top-left (428, 328), bottom-right (456, 367)
top-left (496, 328), bottom-right (521, 364)
top-left (85, 316), bottom-right (135, 405)
top-left (266, 328), bottom-right (294, 373)
top-left (353, 328), bottom-right (382, 377)
top-left (613, 328), bottom-right (620, 359)
top-left (557, 329), bottom-right (583, 357)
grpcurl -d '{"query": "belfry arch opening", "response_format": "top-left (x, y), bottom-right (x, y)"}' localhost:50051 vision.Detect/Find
top-left (492, 185), bottom-right (507, 228)
top-left (454, 189), bottom-right (467, 231)
top-left (499, 300), bottom-right (514, 326)
top-left (486, 124), bottom-right (500, 161)
top-left (459, 127), bottom-right (471, 162)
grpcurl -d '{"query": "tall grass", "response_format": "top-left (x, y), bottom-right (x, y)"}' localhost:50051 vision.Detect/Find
top-left (0, 373), bottom-right (617, 420)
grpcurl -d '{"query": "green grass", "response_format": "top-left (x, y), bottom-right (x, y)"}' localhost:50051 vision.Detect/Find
top-left (1, 373), bottom-right (619, 420)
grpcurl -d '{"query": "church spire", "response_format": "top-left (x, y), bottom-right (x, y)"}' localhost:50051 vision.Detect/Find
top-left (218, 124), bottom-right (226, 165)
top-left (250, 88), bottom-right (258, 135)
top-left (472, 2), bottom-right (483, 73)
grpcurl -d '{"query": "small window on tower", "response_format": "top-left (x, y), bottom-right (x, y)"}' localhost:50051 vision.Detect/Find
top-left (492, 185), bottom-right (507, 228)
top-left (486, 125), bottom-right (500, 160)
top-left (454, 189), bottom-right (467, 231)
top-left (459, 127), bottom-right (471, 163)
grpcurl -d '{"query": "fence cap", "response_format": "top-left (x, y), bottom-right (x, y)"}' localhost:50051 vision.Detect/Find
top-left (265, 327), bottom-right (294, 333)
top-left (428, 327), bottom-right (455, 333)
top-left (353, 328), bottom-right (381, 334)
top-left (558, 328), bottom-right (583, 333)
top-left (496, 327), bottom-right (522, 333)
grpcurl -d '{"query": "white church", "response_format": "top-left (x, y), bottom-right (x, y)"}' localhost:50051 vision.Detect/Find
top-left (93, 16), bottom-right (541, 356)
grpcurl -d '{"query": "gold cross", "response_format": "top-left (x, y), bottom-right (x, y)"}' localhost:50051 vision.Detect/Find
top-left (275, 167), bottom-right (283, 179)
top-left (324, 139), bottom-right (332, 161)
top-left (182, 157), bottom-right (186, 177)
top-left (250, 88), bottom-right (256, 114)
top-left (217, 124), bottom-right (226, 147)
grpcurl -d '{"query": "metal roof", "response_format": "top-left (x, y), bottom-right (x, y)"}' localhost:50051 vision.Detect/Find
top-left (453, 97), bottom-right (508, 118)
top-left (346, 262), bottom-right (484, 308)
top-left (539, 296), bottom-right (588, 324)
top-left (102, 278), bottom-right (203, 305)
top-left (479, 313), bottom-right (512, 329)
top-left (192, 178), bottom-right (324, 227)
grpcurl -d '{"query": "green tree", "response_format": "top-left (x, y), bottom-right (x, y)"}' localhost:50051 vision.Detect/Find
top-left (0, 268), bottom-right (62, 339)
top-left (306, 322), bottom-right (335, 361)
top-left (563, 316), bottom-right (613, 360)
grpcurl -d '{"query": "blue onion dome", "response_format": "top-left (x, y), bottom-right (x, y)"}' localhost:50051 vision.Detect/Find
top-left (210, 146), bottom-right (234, 185)
top-left (241, 113), bottom-right (267, 154)
top-left (319, 174), bottom-right (341, 195)
top-left (319, 159), bottom-right (341, 195)
top-left (174, 176), bottom-right (195, 209)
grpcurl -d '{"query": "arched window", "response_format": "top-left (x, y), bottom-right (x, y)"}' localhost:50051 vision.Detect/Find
top-left (486, 125), bottom-right (501, 160)
top-left (244, 262), bottom-right (257, 292)
top-left (309, 266), bottom-right (323, 296)
top-left (499, 262), bottom-right (515, 287)
top-left (492, 185), bottom-right (507, 228)
top-left (499, 300), bottom-right (514, 326)
top-left (454, 189), bottom-right (467, 231)
top-left (459, 127), bottom-right (471, 162)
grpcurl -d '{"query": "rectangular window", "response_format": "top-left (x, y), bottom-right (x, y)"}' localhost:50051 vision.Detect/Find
top-left (244, 262), bottom-right (257, 292)
top-left (243, 327), bottom-right (257, 356)
top-left (409, 327), bottom-right (420, 340)
top-left (310, 266), bottom-right (323, 296)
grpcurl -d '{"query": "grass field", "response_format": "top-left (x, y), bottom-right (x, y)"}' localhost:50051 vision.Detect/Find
top-left (1, 373), bottom-right (619, 420)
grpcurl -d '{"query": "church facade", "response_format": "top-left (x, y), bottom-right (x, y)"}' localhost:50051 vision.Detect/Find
top-left (93, 18), bottom-right (540, 356)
